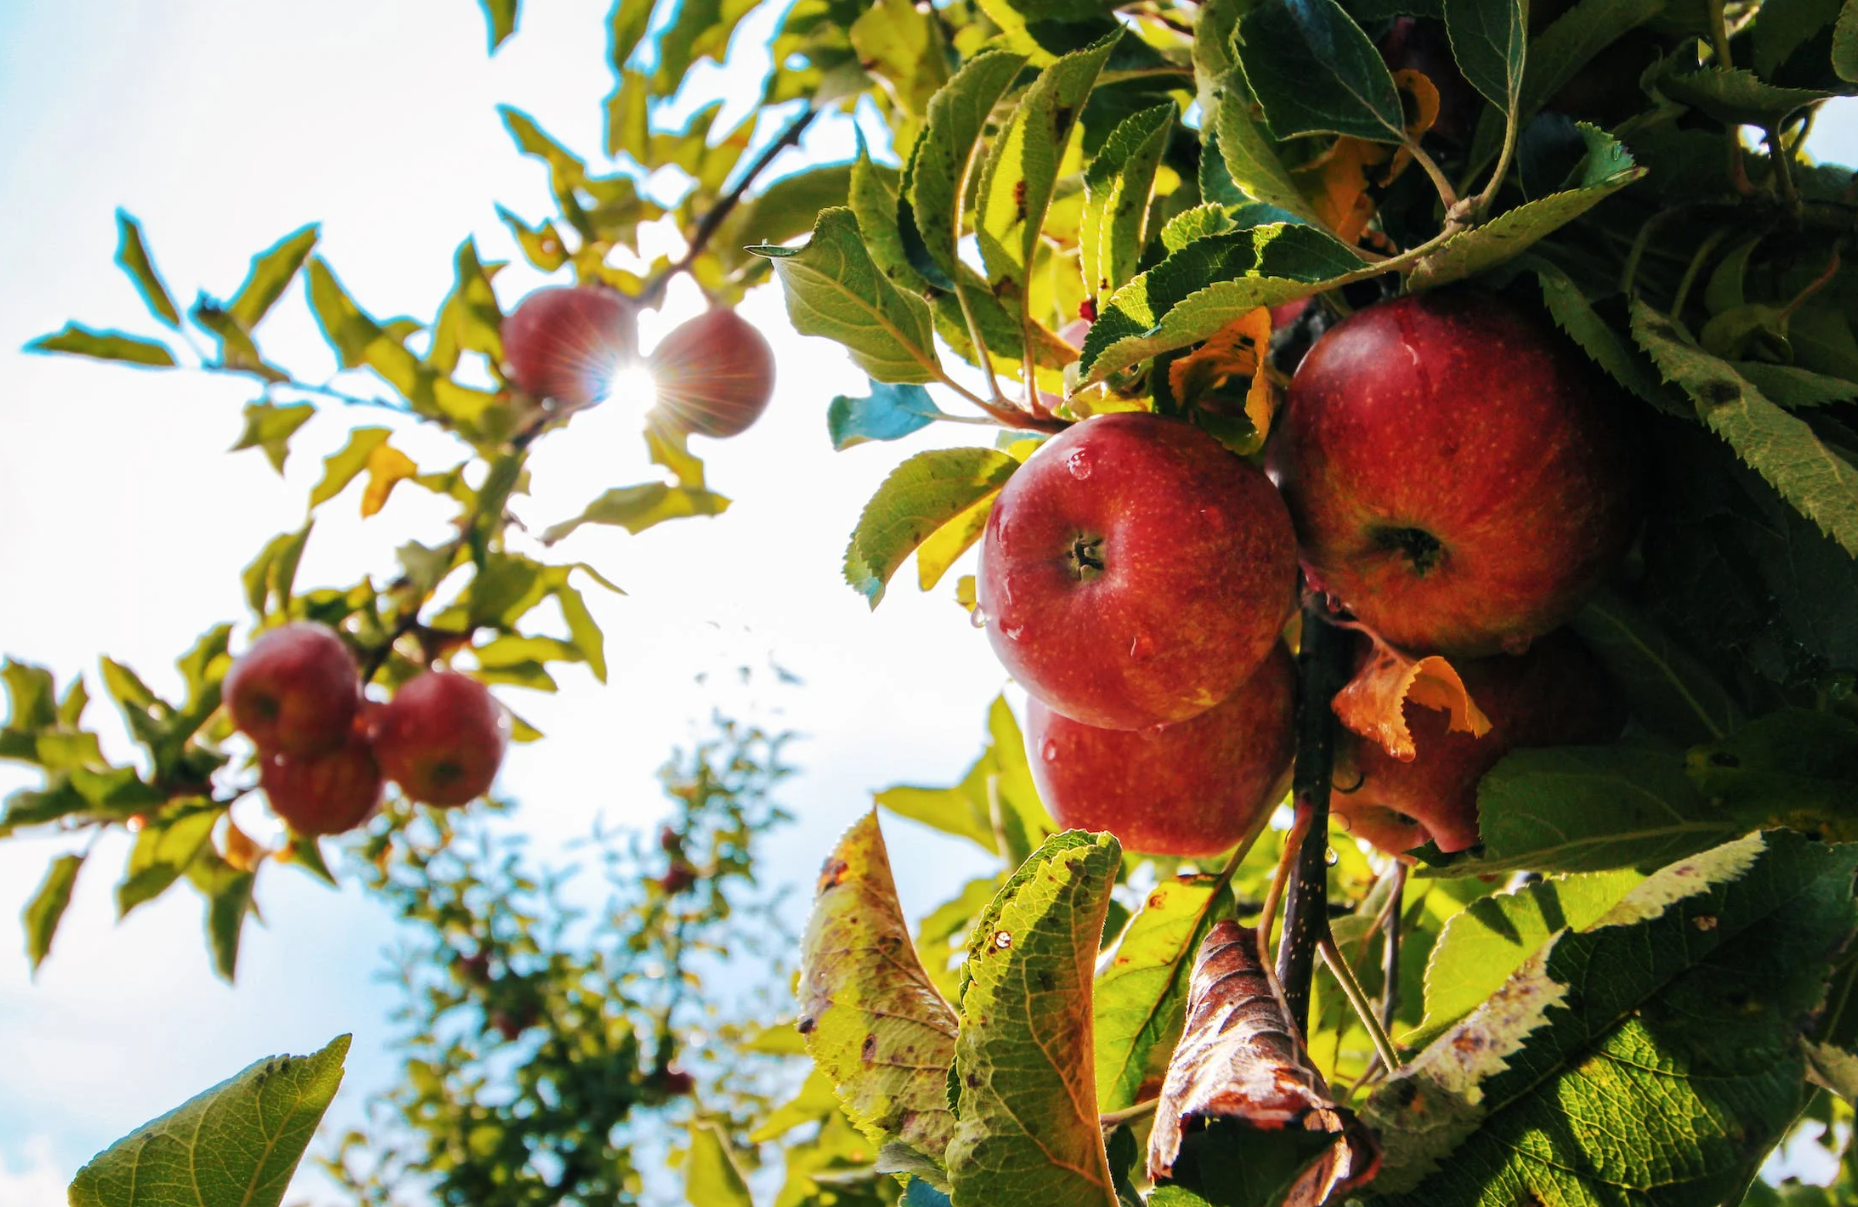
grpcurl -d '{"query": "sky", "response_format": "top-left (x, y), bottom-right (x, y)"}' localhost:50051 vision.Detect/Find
top-left (6, 3), bottom-right (1858, 1205)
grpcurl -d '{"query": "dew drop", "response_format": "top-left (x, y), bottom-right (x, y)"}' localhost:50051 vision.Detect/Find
top-left (1323, 847), bottom-right (1340, 867)
top-left (1066, 450), bottom-right (1092, 480)
top-left (1002, 625), bottom-right (1024, 641)
top-left (1128, 630), bottom-right (1155, 660)
top-left (969, 607), bottom-right (988, 630)
top-left (1041, 740), bottom-right (1060, 763)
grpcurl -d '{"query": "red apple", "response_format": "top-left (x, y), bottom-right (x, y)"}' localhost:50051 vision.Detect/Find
top-left (1266, 290), bottom-right (1635, 657)
top-left (648, 307), bottom-right (776, 438)
top-left (373, 671), bottom-right (508, 807)
top-left (259, 713), bottom-right (383, 836)
top-left (1331, 629), bottom-right (1625, 855)
top-left (502, 285), bottom-right (639, 408)
top-left (1027, 642), bottom-right (1296, 857)
top-left (223, 622), bottom-right (360, 756)
top-left (977, 412), bottom-right (1298, 730)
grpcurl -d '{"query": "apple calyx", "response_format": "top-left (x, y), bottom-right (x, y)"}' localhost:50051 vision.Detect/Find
top-left (1375, 525), bottom-right (1445, 576)
top-left (1066, 534), bottom-right (1107, 581)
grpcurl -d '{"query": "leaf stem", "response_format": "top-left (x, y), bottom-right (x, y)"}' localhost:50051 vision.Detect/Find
top-left (1319, 935), bottom-right (1404, 1073)
top-left (1098, 1098), bottom-right (1160, 1128)
top-left (1379, 859), bottom-right (1407, 1032)
top-left (1407, 139), bottom-right (1460, 214)
top-left (1709, 0), bottom-right (1734, 68)
top-left (1670, 227), bottom-right (1730, 320)
top-left (1467, 104), bottom-right (1521, 221)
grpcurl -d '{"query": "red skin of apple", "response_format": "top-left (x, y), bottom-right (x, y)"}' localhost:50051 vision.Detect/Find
top-left (502, 285), bottom-right (639, 408)
top-left (648, 308), bottom-right (776, 438)
top-left (374, 671), bottom-right (509, 807)
top-left (223, 622), bottom-right (360, 757)
top-left (259, 714), bottom-right (384, 836)
top-left (1027, 643), bottom-right (1296, 857)
top-left (1266, 290), bottom-right (1635, 657)
top-left (978, 413), bottom-right (1298, 730)
top-left (1332, 629), bottom-right (1625, 855)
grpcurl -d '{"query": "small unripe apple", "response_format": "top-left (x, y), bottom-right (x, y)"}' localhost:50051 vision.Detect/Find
top-left (648, 307), bottom-right (776, 438)
top-left (373, 671), bottom-right (508, 807)
top-left (1267, 290), bottom-right (1635, 657)
top-left (502, 285), bottom-right (639, 408)
top-left (1027, 643), bottom-right (1296, 857)
top-left (224, 622), bottom-right (361, 756)
top-left (259, 713), bottom-right (384, 836)
top-left (978, 412), bottom-right (1298, 730)
top-left (1331, 629), bottom-right (1625, 855)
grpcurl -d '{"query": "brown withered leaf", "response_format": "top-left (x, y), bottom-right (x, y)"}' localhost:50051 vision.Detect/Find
top-left (1332, 628), bottom-right (1491, 761)
top-left (1294, 70), bottom-right (1440, 243)
top-left (1168, 308), bottom-right (1279, 454)
top-left (1148, 920), bottom-right (1379, 1206)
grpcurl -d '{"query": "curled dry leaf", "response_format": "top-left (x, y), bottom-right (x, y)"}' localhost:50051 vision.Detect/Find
top-left (1332, 627), bottom-right (1491, 761)
top-left (1148, 920), bottom-right (1379, 1205)
top-left (1168, 307), bottom-right (1279, 454)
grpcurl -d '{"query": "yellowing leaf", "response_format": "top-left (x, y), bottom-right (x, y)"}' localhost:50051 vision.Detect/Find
top-left (1293, 70), bottom-right (1440, 244)
top-left (915, 489), bottom-right (1000, 591)
top-left (360, 441), bottom-right (418, 518)
top-left (1332, 629), bottom-right (1491, 761)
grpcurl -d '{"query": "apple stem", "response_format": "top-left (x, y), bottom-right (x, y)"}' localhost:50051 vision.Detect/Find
top-left (1274, 598), bottom-right (1350, 1034)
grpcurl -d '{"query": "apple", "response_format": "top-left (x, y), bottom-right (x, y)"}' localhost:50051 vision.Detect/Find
top-left (223, 622), bottom-right (361, 756)
top-left (648, 307), bottom-right (776, 438)
top-left (1331, 628), bottom-right (1625, 854)
top-left (1265, 290), bottom-right (1635, 657)
top-left (977, 412), bottom-right (1298, 730)
top-left (1026, 642), bottom-right (1296, 857)
top-left (502, 285), bottom-right (639, 408)
top-left (259, 713), bottom-right (383, 836)
top-left (373, 670), bottom-right (508, 806)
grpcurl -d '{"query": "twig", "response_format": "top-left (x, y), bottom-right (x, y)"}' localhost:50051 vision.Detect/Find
top-left (1320, 935), bottom-right (1404, 1074)
top-left (1380, 860), bottom-right (1407, 1032)
top-left (1099, 1098), bottom-right (1160, 1129)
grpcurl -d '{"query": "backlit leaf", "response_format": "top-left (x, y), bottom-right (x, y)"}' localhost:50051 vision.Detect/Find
top-left (1332, 632), bottom-right (1492, 761)
top-left (309, 427), bottom-right (392, 509)
top-left (117, 808), bottom-right (220, 919)
top-left (914, 490), bottom-right (998, 592)
top-left (230, 402), bottom-right (315, 475)
top-left (684, 1123), bottom-right (753, 1207)
top-left (187, 850), bottom-right (256, 983)
top-left (359, 441), bottom-right (418, 518)
top-left (23, 853), bottom-right (83, 975)
top-left (227, 224), bottom-right (318, 332)
top-left (608, 0), bottom-right (654, 69)
top-left (479, 0), bottom-right (518, 51)
top-left (113, 211), bottom-right (180, 328)
top-left (1082, 103), bottom-right (1175, 310)
top-left (538, 483), bottom-right (731, 544)
top-left (27, 324), bottom-right (176, 369)
top-left (843, 447), bottom-right (1018, 607)
top-left (905, 49), bottom-right (1030, 289)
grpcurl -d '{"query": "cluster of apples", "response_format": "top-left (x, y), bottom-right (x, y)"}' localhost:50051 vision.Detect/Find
top-left (980, 289), bottom-right (1635, 859)
top-left (224, 623), bottom-right (509, 835)
top-left (502, 284), bottom-right (776, 436)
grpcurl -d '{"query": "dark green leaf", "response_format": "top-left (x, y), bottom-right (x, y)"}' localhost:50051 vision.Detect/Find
top-left (827, 381), bottom-right (947, 449)
top-left (844, 447), bottom-right (1019, 607)
top-left (1754, 0), bottom-right (1843, 77)
top-left (1444, 0), bottom-right (1526, 114)
top-left (23, 853), bottom-right (83, 974)
top-left (1235, 0), bottom-right (1406, 142)
top-left (539, 483), bottom-right (731, 544)
top-left (1569, 589), bottom-right (1744, 745)
top-left (1732, 361), bottom-right (1858, 409)
top-left (26, 323), bottom-right (176, 368)
top-left (242, 524), bottom-right (312, 617)
top-left (1532, 261), bottom-right (1670, 408)
top-left (1838, 0), bottom-right (1858, 82)
top-left (230, 402), bottom-right (315, 474)
top-left (1653, 63), bottom-right (1839, 127)
top-left (113, 211), bottom-right (181, 328)
top-left (1688, 710), bottom-right (1858, 838)
top-left (227, 224), bottom-right (318, 331)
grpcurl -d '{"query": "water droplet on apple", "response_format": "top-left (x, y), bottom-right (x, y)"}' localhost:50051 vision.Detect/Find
top-left (1128, 630), bottom-right (1154, 660)
top-left (1143, 722), bottom-right (1168, 739)
top-left (1041, 740), bottom-right (1059, 763)
top-left (1066, 450), bottom-right (1092, 479)
top-left (969, 607), bottom-right (988, 629)
top-left (1002, 625), bottom-right (1024, 641)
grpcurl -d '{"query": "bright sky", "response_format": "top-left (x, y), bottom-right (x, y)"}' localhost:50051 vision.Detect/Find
top-left (7, 3), bottom-right (1858, 1204)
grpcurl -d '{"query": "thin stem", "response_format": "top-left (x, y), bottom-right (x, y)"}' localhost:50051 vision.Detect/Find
top-left (1468, 104), bottom-right (1521, 221)
top-left (1320, 935), bottom-right (1404, 1073)
top-left (1256, 804), bottom-right (1311, 981)
top-left (1709, 0), bottom-right (1734, 68)
top-left (1379, 860), bottom-right (1407, 1032)
top-left (1768, 126), bottom-right (1800, 213)
top-left (956, 282), bottom-right (1011, 405)
top-left (1670, 227), bottom-right (1730, 320)
top-left (1407, 139), bottom-right (1460, 214)
top-left (1098, 1098), bottom-right (1160, 1129)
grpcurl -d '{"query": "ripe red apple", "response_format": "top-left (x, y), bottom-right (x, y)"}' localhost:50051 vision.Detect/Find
top-left (977, 412), bottom-right (1298, 730)
top-left (1265, 290), bottom-right (1635, 657)
top-left (1027, 642), bottom-right (1296, 857)
top-left (1331, 629), bottom-right (1625, 855)
top-left (259, 713), bottom-right (384, 836)
top-left (502, 285), bottom-right (639, 408)
top-left (224, 622), bottom-right (361, 756)
top-left (648, 307), bottom-right (776, 438)
top-left (373, 671), bottom-right (508, 807)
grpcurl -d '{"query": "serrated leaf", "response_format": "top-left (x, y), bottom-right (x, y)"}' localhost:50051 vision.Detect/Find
top-left (1210, 75), bottom-right (1322, 226)
top-left (1094, 876), bottom-right (1233, 1113)
top-left (800, 812), bottom-right (959, 1179)
top-left (479, 0), bottom-right (518, 50)
top-left (1688, 710), bottom-right (1858, 839)
top-left (843, 447), bottom-right (1019, 607)
top-left (113, 211), bottom-right (181, 328)
top-left (1532, 262), bottom-right (1670, 408)
top-left (539, 483), bottom-right (730, 545)
top-left (828, 381), bottom-right (947, 450)
top-left (1333, 634), bottom-right (1492, 761)
top-left (227, 224), bottom-right (318, 332)
top-left (906, 49), bottom-right (1030, 289)
top-left (1444, 0), bottom-right (1526, 114)
top-left (948, 830), bottom-right (1122, 1207)
top-left (359, 441), bottom-right (418, 518)
top-left (230, 402), bottom-right (315, 475)
top-left (117, 809), bottom-right (220, 919)
top-left (23, 853), bottom-right (83, 974)
top-left (26, 324), bottom-right (176, 368)
top-left (1077, 223), bottom-right (1365, 388)
top-left (68, 1035), bottom-right (349, 1207)
top-left (1235, 0), bottom-right (1407, 143)
top-left (1406, 869), bottom-right (1642, 1049)
top-left (308, 427), bottom-right (392, 509)
top-left (1734, 361), bottom-right (1858, 409)
top-left (1367, 831), bottom-right (1858, 1204)
top-left (1654, 63), bottom-right (1839, 127)
top-left (913, 490), bottom-right (998, 593)
top-left (1570, 589), bottom-right (1743, 745)
top-left (1632, 300), bottom-right (1858, 557)
top-left (1082, 103), bottom-right (1175, 310)
top-left (752, 208), bottom-right (941, 384)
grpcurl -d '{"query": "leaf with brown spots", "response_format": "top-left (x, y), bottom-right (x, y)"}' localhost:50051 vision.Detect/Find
top-left (799, 811), bottom-right (960, 1185)
top-left (1148, 920), bottom-right (1379, 1206)
top-left (1332, 629), bottom-right (1491, 761)
top-left (1167, 307), bottom-right (1279, 455)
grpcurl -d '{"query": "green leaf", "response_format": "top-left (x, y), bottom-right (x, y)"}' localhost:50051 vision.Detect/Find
top-left (68, 1035), bottom-right (349, 1207)
top-left (242, 524), bottom-right (312, 617)
top-left (1366, 830), bottom-right (1858, 1204)
top-left (113, 211), bottom-right (181, 328)
top-left (800, 812), bottom-right (960, 1180)
top-left (752, 208), bottom-right (941, 384)
top-left (227, 224), bottom-right (318, 332)
top-left (554, 583), bottom-right (607, 684)
top-left (496, 206), bottom-right (569, 273)
top-left (230, 402), bottom-right (315, 475)
top-left (1207, 75), bottom-right (1319, 225)
top-left (539, 483), bottom-right (731, 545)
top-left (1687, 710), bottom-right (1858, 838)
top-left (479, 0), bottom-right (518, 51)
top-left (1234, 0), bottom-right (1406, 143)
top-left (914, 491), bottom-right (998, 592)
top-left (117, 809), bottom-right (221, 919)
top-left (26, 323), bottom-right (176, 368)
top-left (1532, 261), bottom-right (1670, 408)
top-left (916, 875), bottom-right (1005, 1003)
top-left (1632, 300), bottom-right (1858, 557)
top-left (1733, 361), bottom-right (1858, 409)
top-left (1837, 0), bottom-right (1858, 82)
top-left (309, 427), bottom-right (392, 509)
top-left (23, 853), bottom-right (83, 975)
top-left (948, 830), bottom-right (1121, 1207)
top-left (1569, 589), bottom-right (1743, 745)
top-left (1444, 0), bottom-right (1526, 115)
top-left (1754, 0), bottom-right (1843, 77)
top-left (828, 381), bottom-right (947, 450)
top-left (426, 239), bottom-right (503, 376)
top-left (975, 33), bottom-right (1118, 308)
top-left (1406, 869), bottom-right (1641, 1048)
top-left (1082, 103), bottom-right (1176, 309)
top-left (1653, 63), bottom-right (1839, 127)
top-left (187, 851), bottom-right (256, 983)
top-left (1077, 224), bottom-right (1363, 387)
top-left (844, 447), bottom-right (1019, 607)
top-left (848, 0), bottom-right (949, 119)
top-left (684, 1123), bottom-right (753, 1207)
top-left (3, 659), bottom-right (58, 737)
top-left (1094, 876), bottom-right (1232, 1113)
top-left (905, 49), bottom-right (1031, 289)
top-left (1408, 127), bottom-right (1643, 290)
top-left (608, 0), bottom-right (655, 70)
top-left (651, 0), bottom-right (758, 93)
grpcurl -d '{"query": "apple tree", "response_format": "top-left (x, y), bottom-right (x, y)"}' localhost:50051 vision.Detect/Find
top-left (21, 0), bottom-right (1858, 1203)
